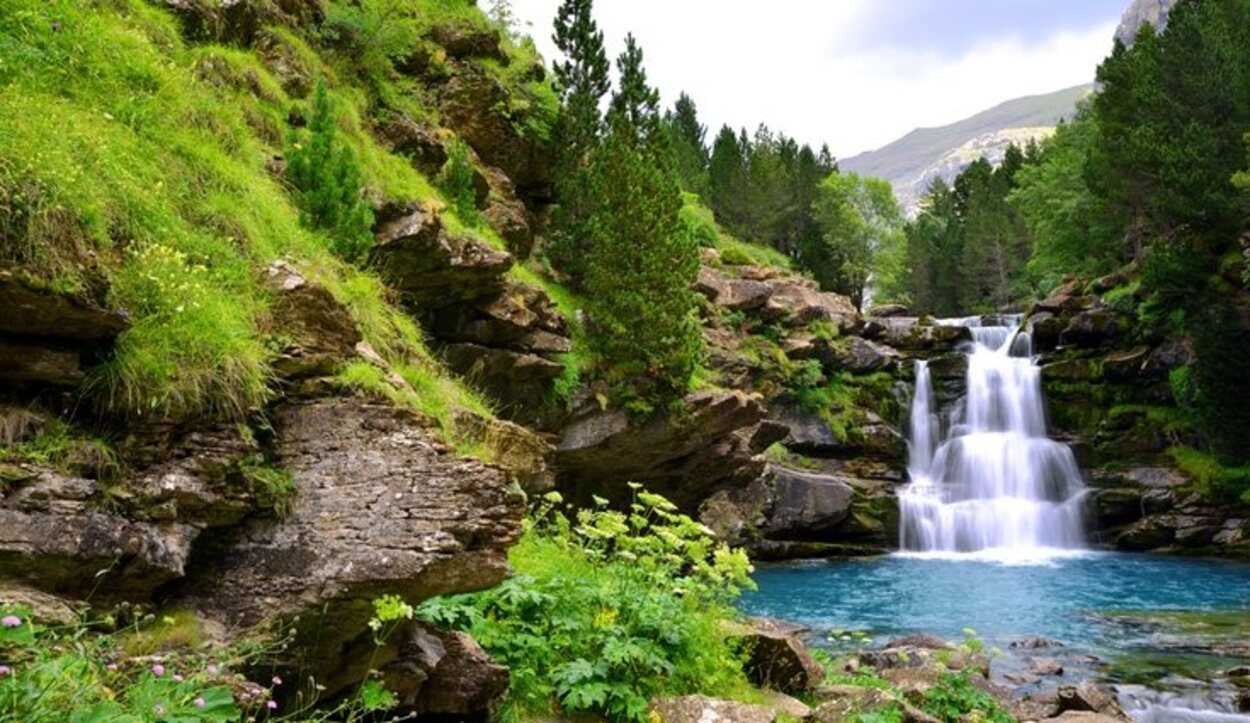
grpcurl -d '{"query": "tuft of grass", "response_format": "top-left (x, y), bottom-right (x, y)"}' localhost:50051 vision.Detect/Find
top-left (680, 194), bottom-right (792, 270)
top-left (118, 609), bottom-right (205, 658)
top-left (1168, 446), bottom-right (1250, 503)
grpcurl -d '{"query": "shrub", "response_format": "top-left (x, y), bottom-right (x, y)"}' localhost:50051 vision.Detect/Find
top-left (438, 138), bottom-right (480, 224)
top-left (417, 489), bottom-right (755, 723)
top-left (287, 82), bottom-right (375, 263)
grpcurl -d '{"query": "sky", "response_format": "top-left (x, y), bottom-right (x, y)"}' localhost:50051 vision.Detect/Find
top-left (504, 0), bottom-right (1127, 159)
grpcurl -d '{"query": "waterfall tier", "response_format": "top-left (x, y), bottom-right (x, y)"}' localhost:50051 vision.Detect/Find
top-left (898, 316), bottom-right (1088, 559)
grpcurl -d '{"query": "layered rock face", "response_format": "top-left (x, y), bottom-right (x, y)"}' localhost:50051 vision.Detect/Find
top-left (1029, 277), bottom-right (1250, 557)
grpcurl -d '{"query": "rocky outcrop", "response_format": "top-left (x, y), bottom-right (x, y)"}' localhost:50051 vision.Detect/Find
top-left (265, 261), bottom-right (361, 379)
top-left (161, 0), bottom-right (325, 45)
top-left (696, 265), bottom-right (861, 333)
top-left (370, 206), bottom-right (512, 308)
top-left (556, 391), bottom-right (778, 509)
top-left (178, 399), bottom-right (524, 684)
top-left (701, 463), bottom-right (901, 560)
top-left (0, 270), bottom-right (129, 387)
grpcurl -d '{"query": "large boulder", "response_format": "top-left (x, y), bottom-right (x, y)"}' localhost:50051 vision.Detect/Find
top-left (765, 467), bottom-right (855, 540)
top-left (764, 282), bottom-right (860, 332)
top-left (555, 391), bottom-right (768, 509)
top-left (179, 399), bottom-right (525, 684)
top-left (695, 266), bottom-right (773, 312)
top-left (735, 618), bottom-right (826, 695)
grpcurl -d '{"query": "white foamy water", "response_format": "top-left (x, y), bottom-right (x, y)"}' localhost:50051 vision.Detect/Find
top-left (899, 316), bottom-right (1088, 559)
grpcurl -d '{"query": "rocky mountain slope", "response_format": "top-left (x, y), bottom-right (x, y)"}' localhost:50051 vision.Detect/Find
top-left (841, 84), bottom-right (1091, 213)
top-left (1115, 0), bottom-right (1178, 46)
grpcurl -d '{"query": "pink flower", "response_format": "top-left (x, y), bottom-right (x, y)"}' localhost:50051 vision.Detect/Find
top-left (106, 663), bottom-right (119, 671)
top-left (151, 664), bottom-right (165, 677)
top-left (271, 675), bottom-right (283, 686)
top-left (172, 674), bottom-right (184, 682)
top-left (206, 664), bottom-right (220, 675)
top-left (194, 697), bottom-right (206, 708)
top-left (0, 665), bottom-right (11, 676)
top-left (0, 615), bottom-right (21, 628)
top-left (266, 700), bottom-right (278, 710)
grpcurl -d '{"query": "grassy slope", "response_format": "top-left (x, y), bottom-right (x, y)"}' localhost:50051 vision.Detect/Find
top-left (0, 0), bottom-right (543, 458)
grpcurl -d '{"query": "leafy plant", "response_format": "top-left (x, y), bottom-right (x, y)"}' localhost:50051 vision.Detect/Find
top-left (417, 488), bottom-right (755, 723)
top-left (920, 672), bottom-right (1013, 723)
top-left (438, 138), bottom-right (480, 225)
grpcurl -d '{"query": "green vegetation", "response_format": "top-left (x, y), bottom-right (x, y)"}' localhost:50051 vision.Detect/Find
top-left (902, 146), bottom-right (1036, 315)
top-left (0, 600), bottom-right (419, 721)
top-left (808, 173), bottom-right (906, 309)
top-left (417, 489), bottom-right (756, 723)
top-left (1168, 446), bottom-right (1250, 504)
top-left (287, 81), bottom-right (375, 263)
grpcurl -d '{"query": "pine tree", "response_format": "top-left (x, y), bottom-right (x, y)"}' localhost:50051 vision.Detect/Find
top-left (287, 81), bottom-right (374, 263)
top-left (666, 93), bottom-right (709, 196)
top-left (547, 0), bottom-right (610, 285)
top-left (584, 36), bottom-right (701, 411)
top-left (708, 125), bottom-right (747, 231)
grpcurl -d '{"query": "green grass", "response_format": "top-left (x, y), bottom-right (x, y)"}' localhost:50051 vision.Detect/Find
top-left (1168, 446), bottom-right (1250, 503)
top-left (680, 194), bottom-right (793, 269)
top-left (0, 0), bottom-right (515, 457)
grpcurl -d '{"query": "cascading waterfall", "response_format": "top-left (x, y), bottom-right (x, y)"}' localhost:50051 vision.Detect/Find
top-left (899, 315), bottom-right (1088, 557)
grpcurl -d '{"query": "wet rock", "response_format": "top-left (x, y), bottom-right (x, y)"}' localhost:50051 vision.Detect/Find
top-left (1027, 658), bottom-right (1065, 676)
top-left (1092, 488), bottom-right (1146, 527)
top-left (765, 466), bottom-right (855, 540)
top-left (651, 695), bottom-right (777, 723)
top-left (264, 261), bottom-right (361, 379)
top-left (1029, 312), bottom-right (1067, 352)
top-left (370, 207), bottom-right (512, 308)
top-left (1057, 683), bottom-right (1128, 720)
top-left (1115, 516), bottom-right (1177, 551)
top-left (180, 399), bottom-right (524, 684)
top-left (1102, 346), bottom-right (1152, 380)
top-left (877, 319), bottom-right (972, 352)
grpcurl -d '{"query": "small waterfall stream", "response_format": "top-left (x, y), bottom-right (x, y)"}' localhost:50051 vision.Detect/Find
top-left (899, 316), bottom-right (1088, 558)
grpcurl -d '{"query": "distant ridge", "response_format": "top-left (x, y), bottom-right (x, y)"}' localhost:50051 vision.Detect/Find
top-left (841, 83), bottom-right (1093, 213)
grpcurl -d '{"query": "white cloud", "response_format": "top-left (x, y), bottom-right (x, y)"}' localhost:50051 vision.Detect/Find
top-left (506, 0), bottom-right (1116, 159)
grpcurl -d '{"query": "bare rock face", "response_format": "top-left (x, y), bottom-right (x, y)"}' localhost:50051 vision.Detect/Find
top-left (0, 270), bottom-right (129, 386)
top-left (370, 207), bottom-right (513, 309)
top-left (264, 261), bottom-right (361, 379)
top-left (180, 399), bottom-right (525, 682)
top-left (438, 65), bottom-right (552, 199)
top-left (555, 391), bottom-right (770, 509)
top-left (765, 467), bottom-right (855, 540)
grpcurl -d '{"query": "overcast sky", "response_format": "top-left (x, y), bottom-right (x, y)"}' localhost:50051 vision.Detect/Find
top-left (506, 0), bottom-right (1126, 159)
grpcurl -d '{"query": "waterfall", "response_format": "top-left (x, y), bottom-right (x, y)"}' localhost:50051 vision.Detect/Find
top-left (898, 316), bottom-right (1088, 558)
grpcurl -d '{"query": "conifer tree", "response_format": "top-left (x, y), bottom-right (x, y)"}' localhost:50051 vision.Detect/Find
top-left (666, 93), bottom-right (710, 196)
top-left (584, 35), bottom-right (700, 411)
top-left (708, 125), bottom-right (747, 230)
top-left (287, 81), bottom-right (374, 263)
top-left (547, 0), bottom-right (610, 285)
